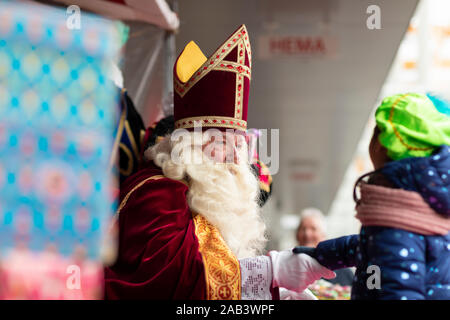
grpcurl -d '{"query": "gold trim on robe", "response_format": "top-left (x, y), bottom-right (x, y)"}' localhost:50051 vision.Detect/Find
top-left (193, 214), bottom-right (241, 300)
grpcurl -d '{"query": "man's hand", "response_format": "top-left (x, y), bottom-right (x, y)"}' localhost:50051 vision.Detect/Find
top-left (269, 250), bottom-right (335, 293)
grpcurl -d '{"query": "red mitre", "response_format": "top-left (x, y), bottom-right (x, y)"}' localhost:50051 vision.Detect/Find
top-left (173, 24), bottom-right (252, 132)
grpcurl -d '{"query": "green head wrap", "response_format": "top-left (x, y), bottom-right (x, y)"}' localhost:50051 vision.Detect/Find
top-left (375, 93), bottom-right (450, 161)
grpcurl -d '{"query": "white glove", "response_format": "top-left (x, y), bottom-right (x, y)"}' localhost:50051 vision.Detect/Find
top-left (269, 250), bottom-right (335, 293)
top-left (279, 287), bottom-right (318, 300)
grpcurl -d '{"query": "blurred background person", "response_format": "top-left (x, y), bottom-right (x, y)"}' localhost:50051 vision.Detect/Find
top-left (296, 208), bottom-right (354, 286)
top-left (296, 208), bottom-right (327, 248)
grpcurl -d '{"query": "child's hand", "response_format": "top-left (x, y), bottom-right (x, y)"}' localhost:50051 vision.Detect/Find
top-left (292, 246), bottom-right (316, 257)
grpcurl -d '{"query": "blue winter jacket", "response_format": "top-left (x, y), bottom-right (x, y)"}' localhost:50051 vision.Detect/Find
top-left (303, 146), bottom-right (450, 300)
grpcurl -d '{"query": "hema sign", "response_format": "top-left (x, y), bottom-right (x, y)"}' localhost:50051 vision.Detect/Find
top-left (258, 34), bottom-right (338, 60)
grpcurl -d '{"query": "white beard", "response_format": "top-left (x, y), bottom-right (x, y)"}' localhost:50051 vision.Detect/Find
top-left (145, 131), bottom-right (267, 259)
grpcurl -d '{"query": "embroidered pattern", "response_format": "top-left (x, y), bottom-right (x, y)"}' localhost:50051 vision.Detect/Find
top-left (240, 256), bottom-right (273, 300)
top-left (174, 115), bottom-right (247, 131)
top-left (213, 61), bottom-right (251, 80)
top-left (234, 41), bottom-right (246, 120)
top-left (193, 214), bottom-right (241, 300)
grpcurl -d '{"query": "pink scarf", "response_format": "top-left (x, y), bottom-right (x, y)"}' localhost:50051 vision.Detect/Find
top-left (355, 183), bottom-right (450, 236)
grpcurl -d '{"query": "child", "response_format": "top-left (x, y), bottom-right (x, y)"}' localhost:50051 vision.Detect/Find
top-left (295, 93), bottom-right (450, 300)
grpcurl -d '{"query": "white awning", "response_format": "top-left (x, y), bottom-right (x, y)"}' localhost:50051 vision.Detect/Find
top-left (53, 0), bottom-right (179, 31)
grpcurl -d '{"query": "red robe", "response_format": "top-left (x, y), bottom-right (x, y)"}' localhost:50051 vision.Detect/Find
top-left (104, 162), bottom-right (241, 300)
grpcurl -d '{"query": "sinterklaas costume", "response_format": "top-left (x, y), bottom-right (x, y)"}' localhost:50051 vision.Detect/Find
top-left (104, 25), bottom-right (279, 300)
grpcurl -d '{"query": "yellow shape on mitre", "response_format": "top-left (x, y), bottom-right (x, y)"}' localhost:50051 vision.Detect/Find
top-left (176, 41), bottom-right (207, 83)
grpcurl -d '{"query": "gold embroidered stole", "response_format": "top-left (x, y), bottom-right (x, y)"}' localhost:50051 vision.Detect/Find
top-left (192, 214), bottom-right (241, 300)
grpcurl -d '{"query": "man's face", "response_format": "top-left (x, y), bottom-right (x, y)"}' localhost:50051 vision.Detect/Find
top-left (202, 132), bottom-right (247, 165)
top-left (296, 217), bottom-right (325, 247)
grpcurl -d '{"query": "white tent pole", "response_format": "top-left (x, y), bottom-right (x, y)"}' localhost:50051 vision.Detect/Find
top-left (162, 0), bottom-right (177, 116)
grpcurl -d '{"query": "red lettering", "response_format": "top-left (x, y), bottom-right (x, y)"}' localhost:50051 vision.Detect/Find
top-left (315, 38), bottom-right (326, 53)
top-left (269, 36), bottom-right (328, 55)
top-left (296, 37), bottom-right (312, 52)
top-left (269, 38), bottom-right (279, 52)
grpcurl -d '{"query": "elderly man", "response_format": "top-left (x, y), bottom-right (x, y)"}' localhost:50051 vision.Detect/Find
top-left (104, 25), bottom-right (334, 300)
top-left (296, 208), bottom-right (328, 248)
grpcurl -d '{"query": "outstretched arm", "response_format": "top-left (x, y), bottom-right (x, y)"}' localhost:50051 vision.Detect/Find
top-left (294, 234), bottom-right (360, 270)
